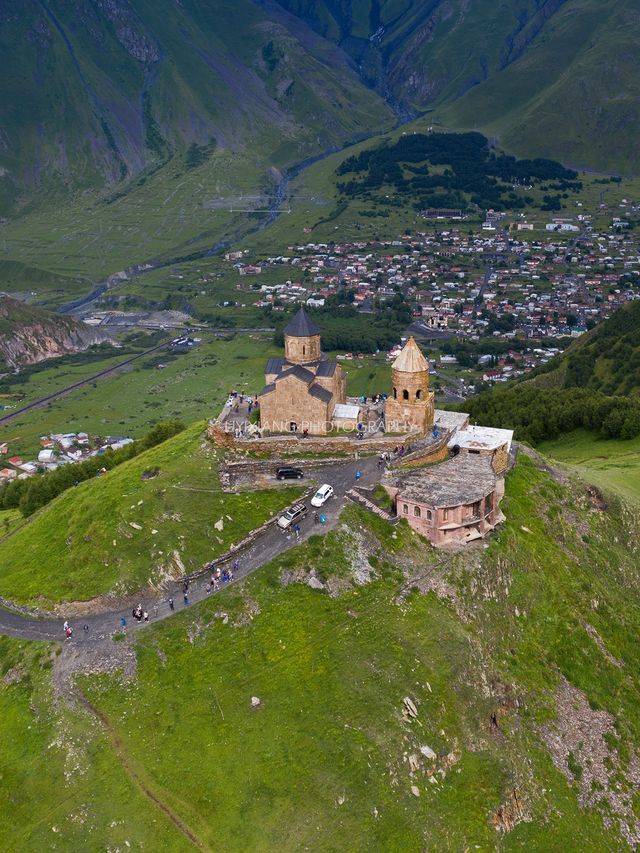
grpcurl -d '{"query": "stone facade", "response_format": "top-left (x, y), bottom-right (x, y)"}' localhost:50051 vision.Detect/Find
top-left (384, 337), bottom-right (435, 435)
top-left (285, 331), bottom-right (321, 365)
top-left (258, 308), bottom-right (346, 435)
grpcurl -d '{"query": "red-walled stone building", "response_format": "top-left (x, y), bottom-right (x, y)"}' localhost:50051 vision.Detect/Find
top-left (383, 454), bottom-right (503, 546)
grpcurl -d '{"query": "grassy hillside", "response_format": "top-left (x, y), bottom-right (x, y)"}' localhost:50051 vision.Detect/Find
top-left (0, 0), bottom-right (392, 218)
top-left (540, 429), bottom-right (640, 504)
top-left (0, 422), bottom-right (301, 608)
top-left (5, 454), bottom-right (640, 847)
top-left (443, 0), bottom-right (640, 176)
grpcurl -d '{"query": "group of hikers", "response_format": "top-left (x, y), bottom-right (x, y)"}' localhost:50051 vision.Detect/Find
top-left (204, 561), bottom-right (237, 593)
top-left (59, 559), bottom-right (244, 638)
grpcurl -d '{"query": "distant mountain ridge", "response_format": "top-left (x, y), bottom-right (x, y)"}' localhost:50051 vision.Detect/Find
top-left (0, 0), bottom-right (392, 216)
top-left (277, 0), bottom-right (640, 175)
top-left (0, 0), bottom-right (637, 221)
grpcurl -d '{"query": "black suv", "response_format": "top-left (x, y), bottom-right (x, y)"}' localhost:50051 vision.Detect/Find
top-left (276, 467), bottom-right (304, 480)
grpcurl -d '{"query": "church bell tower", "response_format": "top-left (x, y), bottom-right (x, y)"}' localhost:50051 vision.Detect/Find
top-left (384, 337), bottom-right (434, 435)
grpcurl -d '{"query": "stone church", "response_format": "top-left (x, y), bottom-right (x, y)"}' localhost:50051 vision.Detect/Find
top-left (258, 308), bottom-right (347, 435)
top-left (258, 308), bottom-right (436, 437)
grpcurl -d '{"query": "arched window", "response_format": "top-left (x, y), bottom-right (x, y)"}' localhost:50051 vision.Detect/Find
top-left (402, 389), bottom-right (409, 400)
top-left (403, 504), bottom-right (408, 514)
top-left (393, 387), bottom-right (397, 399)
top-left (426, 509), bottom-right (432, 520)
top-left (302, 345), bottom-right (306, 356)
top-left (416, 389), bottom-right (422, 400)
top-left (414, 506), bottom-right (421, 517)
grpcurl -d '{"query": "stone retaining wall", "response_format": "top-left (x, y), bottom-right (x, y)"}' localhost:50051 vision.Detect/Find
top-left (208, 420), bottom-right (421, 455)
top-left (388, 435), bottom-right (450, 469)
top-left (219, 457), bottom-right (349, 489)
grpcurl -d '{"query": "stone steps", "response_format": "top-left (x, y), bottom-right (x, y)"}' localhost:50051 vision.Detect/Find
top-left (346, 489), bottom-right (399, 524)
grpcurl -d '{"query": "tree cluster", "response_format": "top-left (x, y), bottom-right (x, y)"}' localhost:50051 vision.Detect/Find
top-left (336, 132), bottom-right (580, 213)
top-left (459, 385), bottom-right (640, 445)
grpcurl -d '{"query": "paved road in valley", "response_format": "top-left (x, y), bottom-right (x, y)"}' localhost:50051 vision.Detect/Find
top-left (0, 339), bottom-right (173, 427)
top-left (0, 457), bottom-right (382, 643)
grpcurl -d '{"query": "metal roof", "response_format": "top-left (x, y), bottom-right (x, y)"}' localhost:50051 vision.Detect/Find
top-left (284, 307), bottom-right (321, 338)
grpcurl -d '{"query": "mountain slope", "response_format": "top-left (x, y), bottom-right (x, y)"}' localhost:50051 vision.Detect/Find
top-left (0, 0), bottom-right (393, 216)
top-left (5, 452), bottom-right (640, 847)
top-left (278, 0), bottom-right (640, 174)
top-left (528, 300), bottom-right (640, 397)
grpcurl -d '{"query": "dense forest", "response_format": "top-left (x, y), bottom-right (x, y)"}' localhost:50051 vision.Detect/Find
top-left (336, 132), bottom-right (580, 212)
top-left (460, 385), bottom-right (640, 445)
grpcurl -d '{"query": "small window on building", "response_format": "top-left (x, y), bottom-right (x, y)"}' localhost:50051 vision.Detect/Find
top-left (426, 509), bottom-right (432, 520)
top-left (303, 345), bottom-right (306, 356)
top-left (443, 508), bottom-right (449, 521)
top-left (414, 506), bottom-right (421, 517)
top-left (472, 500), bottom-right (481, 516)
top-left (393, 387), bottom-right (397, 399)
top-left (403, 503), bottom-right (408, 515)
top-left (485, 493), bottom-right (493, 513)
top-left (402, 389), bottom-right (409, 400)
top-left (416, 389), bottom-right (421, 400)
top-left (468, 449), bottom-right (480, 455)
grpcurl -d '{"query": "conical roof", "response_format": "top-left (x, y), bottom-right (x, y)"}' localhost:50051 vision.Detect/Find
top-left (392, 336), bottom-right (429, 373)
top-left (284, 307), bottom-right (320, 337)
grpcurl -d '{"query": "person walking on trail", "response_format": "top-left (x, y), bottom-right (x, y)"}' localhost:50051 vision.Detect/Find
top-left (121, 616), bottom-right (127, 632)
top-left (65, 625), bottom-right (73, 640)
top-left (143, 611), bottom-right (149, 623)
top-left (168, 597), bottom-right (174, 611)
top-left (355, 469), bottom-right (361, 481)
top-left (63, 620), bottom-right (69, 634)
top-left (183, 592), bottom-right (189, 606)
top-left (233, 559), bottom-right (239, 573)
top-left (294, 523), bottom-right (301, 540)
top-left (153, 604), bottom-right (158, 619)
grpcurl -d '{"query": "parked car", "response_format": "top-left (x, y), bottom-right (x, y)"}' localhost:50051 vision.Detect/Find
top-left (276, 466), bottom-right (304, 480)
top-left (311, 484), bottom-right (334, 507)
top-left (277, 502), bottom-right (308, 529)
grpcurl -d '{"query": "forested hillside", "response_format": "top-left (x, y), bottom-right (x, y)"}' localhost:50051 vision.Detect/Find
top-left (461, 302), bottom-right (640, 444)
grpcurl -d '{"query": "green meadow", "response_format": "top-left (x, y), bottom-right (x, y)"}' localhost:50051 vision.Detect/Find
top-left (540, 429), bottom-right (640, 504)
top-left (0, 423), bottom-right (302, 607)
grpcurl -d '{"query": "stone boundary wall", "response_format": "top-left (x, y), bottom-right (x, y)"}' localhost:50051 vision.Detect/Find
top-left (180, 511), bottom-right (284, 584)
top-left (208, 420), bottom-right (422, 455)
top-left (387, 433), bottom-right (450, 469)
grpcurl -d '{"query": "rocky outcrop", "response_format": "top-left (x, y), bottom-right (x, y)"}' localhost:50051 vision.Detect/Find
top-left (0, 295), bottom-right (112, 367)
